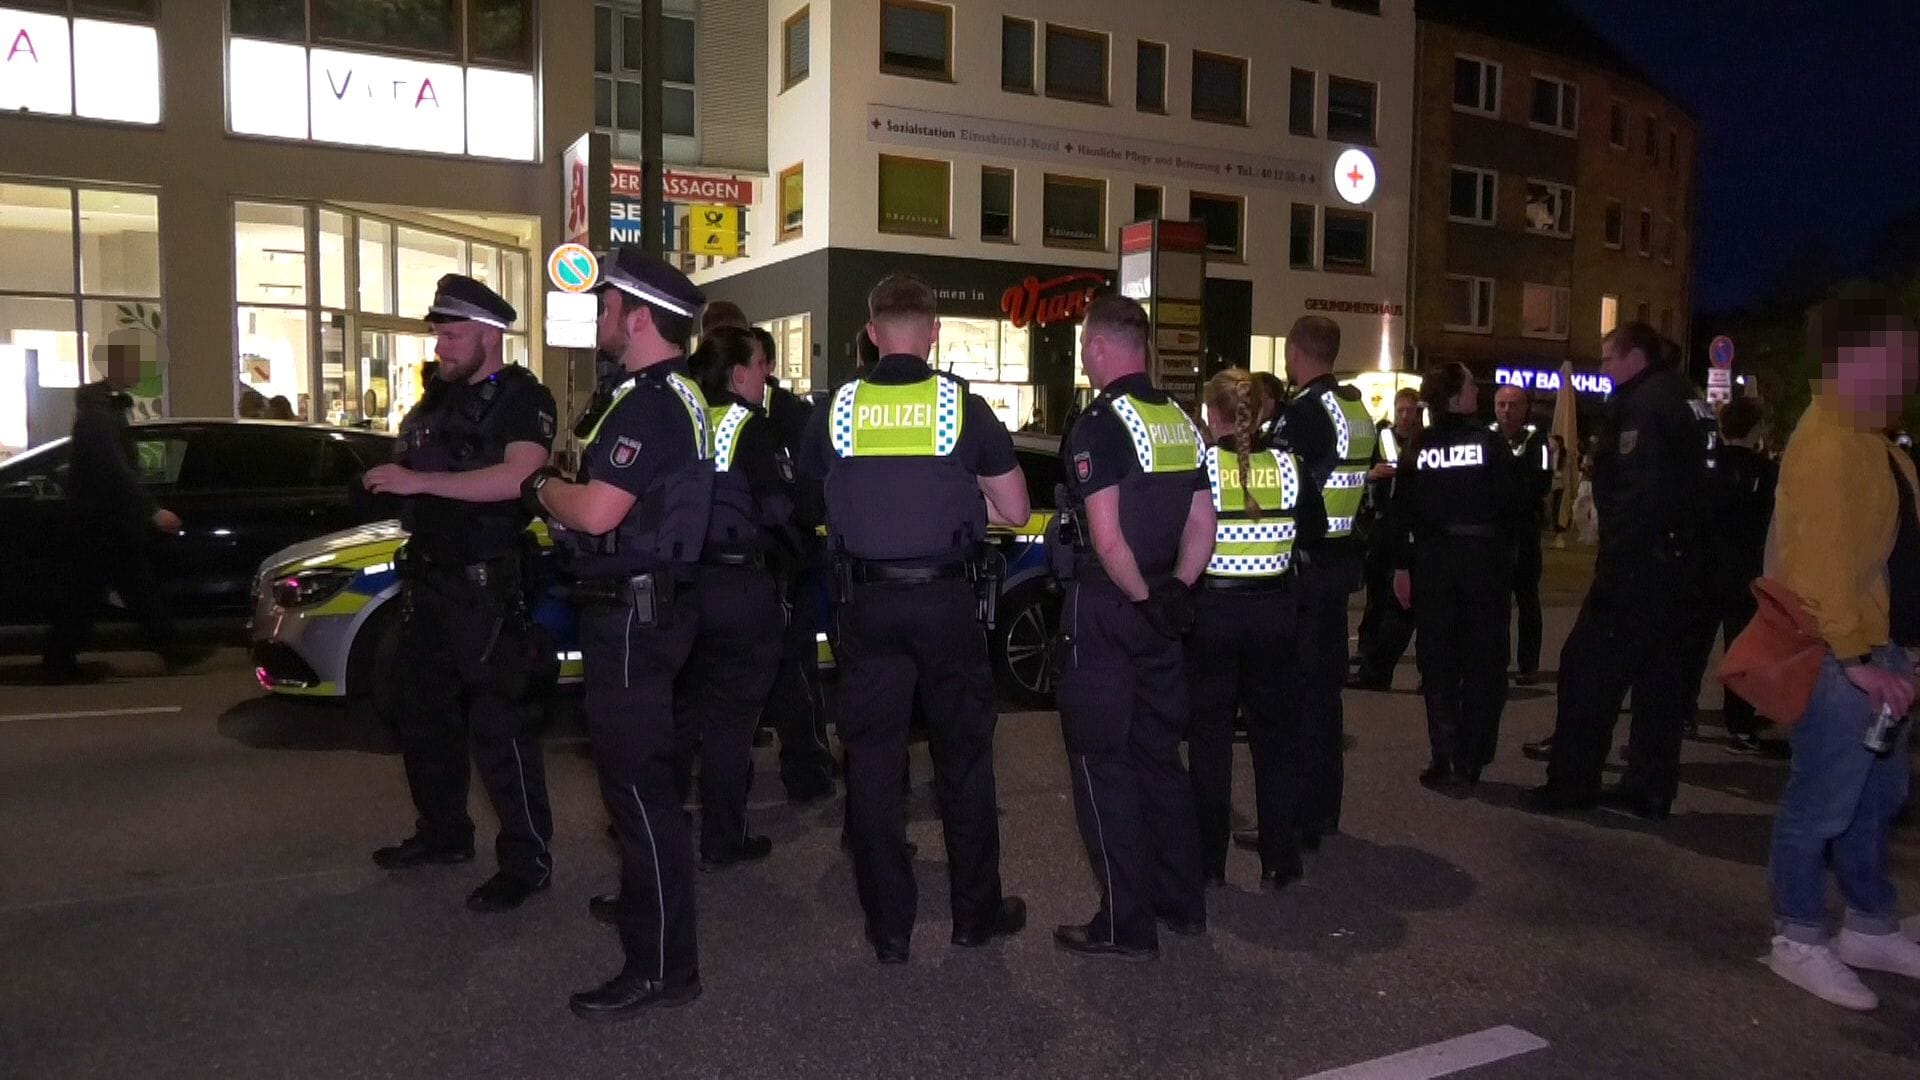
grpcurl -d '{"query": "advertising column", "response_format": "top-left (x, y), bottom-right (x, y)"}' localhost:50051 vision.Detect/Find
top-left (1118, 220), bottom-right (1208, 407)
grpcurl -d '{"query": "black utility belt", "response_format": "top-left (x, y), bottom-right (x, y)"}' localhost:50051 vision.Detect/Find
top-left (702, 549), bottom-right (768, 570)
top-left (400, 550), bottom-right (519, 589)
top-left (566, 571), bottom-right (683, 628)
top-left (1202, 574), bottom-right (1293, 592)
top-left (847, 559), bottom-right (970, 585)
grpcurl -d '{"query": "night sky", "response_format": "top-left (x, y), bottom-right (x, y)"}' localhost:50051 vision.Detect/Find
top-left (1561, 0), bottom-right (1920, 312)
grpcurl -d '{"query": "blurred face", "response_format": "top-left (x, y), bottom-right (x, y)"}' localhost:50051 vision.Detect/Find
top-left (101, 343), bottom-right (138, 390)
top-left (732, 339), bottom-right (772, 405)
top-left (430, 320), bottom-right (494, 383)
top-left (1493, 387), bottom-right (1529, 432)
top-left (866, 314), bottom-right (939, 361)
top-left (1832, 331), bottom-right (1920, 428)
top-left (1599, 335), bottom-right (1649, 386)
top-left (1393, 394), bottom-right (1422, 432)
top-left (1283, 341), bottom-right (1307, 385)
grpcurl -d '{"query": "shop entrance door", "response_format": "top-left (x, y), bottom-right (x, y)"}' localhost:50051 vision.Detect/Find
top-left (352, 318), bottom-right (436, 432)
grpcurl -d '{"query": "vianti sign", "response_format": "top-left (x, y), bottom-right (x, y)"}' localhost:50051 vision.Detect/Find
top-left (1, 7), bottom-right (159, 123)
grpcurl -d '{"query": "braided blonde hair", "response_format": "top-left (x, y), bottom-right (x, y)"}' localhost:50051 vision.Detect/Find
top-left (1204, 369), bottom-right (1269, 521)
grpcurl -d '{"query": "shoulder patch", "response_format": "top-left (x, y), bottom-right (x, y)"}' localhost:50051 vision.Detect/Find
top-left (538, 411), bottom-right (555, 440)
top-left (1073, 451), bottom-right (1092, 482)
top-left (611, 435), bottom-right (642, 468)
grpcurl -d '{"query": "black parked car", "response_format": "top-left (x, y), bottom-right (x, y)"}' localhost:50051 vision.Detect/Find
top-left (0, 420), bottom-right (396, 626)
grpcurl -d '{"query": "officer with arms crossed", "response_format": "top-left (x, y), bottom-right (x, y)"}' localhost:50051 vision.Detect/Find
top-left (799, 273), bottom-right (1031, 964)
top-left (1272, 316), bottom-right (1379, 847)
top-left (1491, 385), bottom-right (1554, 684)
top-left (362, 274), bottom-right (558, 914)
top-left (1390, 364), bottom-right (1522, 790)
top-left (524, 248), bottom-right (714, 1019)
top-left (1053, 294), bottom-right (1215, 960)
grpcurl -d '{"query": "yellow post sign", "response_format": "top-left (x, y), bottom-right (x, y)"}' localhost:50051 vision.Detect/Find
top-left (687, 204), bottom-right (741, 257)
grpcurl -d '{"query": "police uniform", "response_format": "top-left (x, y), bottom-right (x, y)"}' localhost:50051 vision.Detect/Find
top-left (1493, 421), bottom-right (1554, 679)
top-left (551, 251), bottom-right (714, 1004)
top-left (1697, 441), bottom-right (1777, 741)
top-left (1538, 367), bottom-right (1716, 816)
top-left (1272, 373), bottom-right (1379, 840)
top-left (798, 352), bottom-right (1023, 961)
top-left (1391, 414), bottom-right (1520, 785)
top-left (376, 275), bottom-right (558, 910)
top-left (672, 389), bottom-right (798, 865)
top-left (1054, 373), bottom-right (1208, 954)
top-left (761, 383), bottom-right (836, 801)
top-left (1187, 437), bottom-right (1325, 886)
top-left (1354, 421), bottom-right (1418, 688)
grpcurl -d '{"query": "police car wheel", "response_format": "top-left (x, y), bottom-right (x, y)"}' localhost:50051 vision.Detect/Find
top-left (992, 584), bottom-right (1059, 709)
top-left (347, 602), bottom-right (404, 732)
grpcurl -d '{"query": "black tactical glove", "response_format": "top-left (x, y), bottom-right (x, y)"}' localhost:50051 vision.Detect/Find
top-left (1135, 579), bottom-right (1197, 640)
top-left (520, 466), bottom-right (561, 518)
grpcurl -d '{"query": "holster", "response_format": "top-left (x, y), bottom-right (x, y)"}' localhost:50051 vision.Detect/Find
top-left (971, 547), bottom-right (1004, 629)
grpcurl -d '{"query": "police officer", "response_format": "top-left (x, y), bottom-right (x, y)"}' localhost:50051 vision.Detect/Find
top-left (672, 324), bottom-right (798, 867)
top-left (1052, 295), bottom-right (1214, 960)
top-left (798, 273), bottom-right (1030, 964)
top-left (1390, 364), bottom-right (1520, 789)
top-left (524, 247), bottom-right (713, 1019)
top-left (1530, 323), bottom-right (1715, 819)
top-left (1272, 316), bottom-right (1379, 847)
top-left (1189, 369), bottom-right (1323, 890)
top-left (1351, 388), bottom-right (1423, 690)
top-left (1697, 396), bottom-right (1776, 752)
top-left (362, 274), bottom-right (557, 914)
top-left (1491, 385), bottom-right (1554, 684)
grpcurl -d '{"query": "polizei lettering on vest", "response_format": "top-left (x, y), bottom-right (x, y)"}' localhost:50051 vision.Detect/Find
top-left (1416, 443), bottom-right (1486, 470)
top-left (858, 402), bottom-right (933, 428)
top-left (1147, 422), bottom-right (1190, 445)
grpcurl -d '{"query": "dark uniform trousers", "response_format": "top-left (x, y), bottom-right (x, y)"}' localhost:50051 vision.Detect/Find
top-left (1705, 581), bottom-right (1762, 737)
top-left (1059, 583), bottom-right (1204, 948)
top-left (1413, 537), bottom-right (1512, 774)
top-left (1547, 554), bottom-right (1705, 805)
top-left (1355, 536), bottom-right (1416, 685)
top-left (766, 550), bottom-right (835, 796)
top-left (580, 597), bottom-right (700, 982)
top-left (1298, 550), bottom-right (1363, 833)
top-left (672, 564), bottom-right (783, 856)
top-left (1510, 526), bottom-right (1545, 675)
top-left (1187, 582), bottom-right (1299, 876)
top-left (393, 564), bottom-right (552, 883)
top-left (836, 579), bottom-right (1003, 942)
top-left (44, 515), bottom-right (178, 669)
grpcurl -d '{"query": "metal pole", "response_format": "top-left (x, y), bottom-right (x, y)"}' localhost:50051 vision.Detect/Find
top-left (641, 0), bottom-right (665, 257)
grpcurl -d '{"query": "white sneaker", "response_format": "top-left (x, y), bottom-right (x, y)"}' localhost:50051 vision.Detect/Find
top-left (1767, 936), bottom-right (1879, 1011)
top-left (1835, 927), bottom-right (1920, 979)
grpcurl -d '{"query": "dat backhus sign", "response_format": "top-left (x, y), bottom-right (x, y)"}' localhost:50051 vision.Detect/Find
top-left (1495, 367), bottom-right (1613, 396)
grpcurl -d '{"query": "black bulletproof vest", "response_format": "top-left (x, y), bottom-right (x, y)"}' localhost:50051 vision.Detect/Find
top-left (395, 366), bottom-right (536, 562)
top-left (824, 374), bottom-right (984, 563)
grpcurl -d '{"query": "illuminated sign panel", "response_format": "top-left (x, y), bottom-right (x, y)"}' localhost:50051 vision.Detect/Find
top-left (1495, 367), bottom-right (1613, 396)
top-left (1, 8), bottom-right (159, 124)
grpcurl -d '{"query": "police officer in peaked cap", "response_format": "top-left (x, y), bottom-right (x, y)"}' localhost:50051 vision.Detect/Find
top-left (523, 246), bottom-right (716, 1019)
top-left (363, 273), bottom-right (559, 914)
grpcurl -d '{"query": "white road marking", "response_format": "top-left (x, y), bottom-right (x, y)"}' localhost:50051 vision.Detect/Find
top-left (1299, 1025), bottom-right (1549, 1080)
top-left (0, 706), bottom-right (183, 724)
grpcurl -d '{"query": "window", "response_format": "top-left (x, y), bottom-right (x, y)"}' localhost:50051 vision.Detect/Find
top-left (1136, 41), bottom-right (1167, 112)
top-left (180, 429), bottom-right (331, 491)
top-left (755, 313), bottom-right (813, 395)
top-left (1521, 283), bottom-right (1571, 340)
top-left (1192, 51), bottom-right (1247, 124)
top-left (468, 0), bottom-right (534, 66)
top-left (1662, 218), bottom-right (1676, 263)
top-left (1133, 184), bottom-right (1162, 222)
top-left (1189, 192), bottom-right (1245, 260)
top-left (1289, 204), bottom-right (1317, 269)
top-left (1042, 174), bottom-right (1106, 250)
top-left (1045, 24), bottom-right (1109, 104)
top-left (1667, 129), bottom-right (1680, 172)
top-left (1601, 294), bottom-right (1619, 336)
top-left (594, 6), bottom-right (698, 141)
top-left (1001, 17), bottom-right (1035, 93)
top-left (1444, 276), bottom-right (1494, 333)
top-left (778, 164), bottom-right (804, 240)
top-left (1326, 77), bottom-right (1377, 143)
top-left (784, 7), bottom-right (811, 90)
top-left (1453, 56), bottom-right (1499, 116)
top-left (981, 167), bottom-right (1014, 241)
top-left (1604, 201), bottom-right (1623, 248)
top-left (312, 0), bottom-right (456, 55)
top-left (1530, 75), bottom-right (1577, 134)
top-left (1644, 114), bottom-right (1658, 161)
top-left (1290, 69), bottom-right (1316, 136)
top-left (1609, 101), bottom-right (1627, 148)
top-left (1523, 180), bottom-right (1574, 237)
top-left (234, 1), bottom-right (526, 68)
top-left (880, 0), bottom-right (952, 81)
top-left (1638, 208), bottom-right (1653, 256)
top-left (877, 155), bottom-right (951, 238)
top-left (1448, 167), bottom-right (1497, 225)
top-left (0, 2), bottom-right (161, 125)
top-left (1322, 209), bottom-right (1372, 272)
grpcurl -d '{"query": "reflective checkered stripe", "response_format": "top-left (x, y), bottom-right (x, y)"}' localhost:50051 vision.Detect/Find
top-left (1205, 446), bottom-right (1301, 578)
top-left (828, 377), bottom-right (961, 458)
top-left (1318, 389), bottom-right (1377, 539)
top-left (666, 373), bottom-right (712, 460)
top-left (708, 404), bottom-right (753, 470)
top-left (580, 379), bottom-right (638, 449)
top-left (1109, 395), bottom-right (1203, 474)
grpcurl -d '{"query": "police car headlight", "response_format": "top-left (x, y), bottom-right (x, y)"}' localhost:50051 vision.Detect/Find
top-left (270, 567), bottom-right (358, 609)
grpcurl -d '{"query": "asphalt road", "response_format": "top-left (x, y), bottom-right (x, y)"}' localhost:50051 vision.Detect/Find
top-left (3, 600), bottom-right (1918, 1079)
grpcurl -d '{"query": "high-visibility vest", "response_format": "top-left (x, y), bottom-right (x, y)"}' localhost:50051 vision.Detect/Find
top-left (582, 370), bottom-right (711, 460)
top-left (1205, 445), bottom-right (1302, 578)
top-left (1317, 388), bottom-right (1377, 539)
top-left (828, 376), bottom-right (961, 458)
top-left (1108, 394), bottom-right (1204, 474)
top-left (709, 403), bottom-right (754, 470)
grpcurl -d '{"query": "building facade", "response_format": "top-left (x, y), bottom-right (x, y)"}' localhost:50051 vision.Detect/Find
top-left (691, 0), bottom-right (1416, 429)
top-left (1409, 0), bottom-right (1697, 409)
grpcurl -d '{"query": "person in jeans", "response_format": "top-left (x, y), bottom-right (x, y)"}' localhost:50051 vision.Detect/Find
top-left (1765, 293), bottom-right (1920, 1012)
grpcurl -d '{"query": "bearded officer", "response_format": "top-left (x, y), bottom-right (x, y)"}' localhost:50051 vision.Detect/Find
top-left (362, 274), bottom-right (557, 913)
top-left (1052, 294), bottom-right (1215, 959)
top-left (798, 272), bottom-right (1031, 964)
top-left (523, 247), bottom-right (714, 1019)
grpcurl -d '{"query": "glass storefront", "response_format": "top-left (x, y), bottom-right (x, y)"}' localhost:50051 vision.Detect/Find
top-left (932, 316), bottom-right (1035, 430)
top-left (754, 313), bottom-right (813, 395)
top-left (0, 179), bottom-right (163, 457)
top-left (233, 200), bottom-right (532, 430)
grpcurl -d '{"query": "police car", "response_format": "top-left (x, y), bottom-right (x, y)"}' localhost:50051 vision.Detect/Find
top-left (248, 434), bottom-right (1065, 717)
